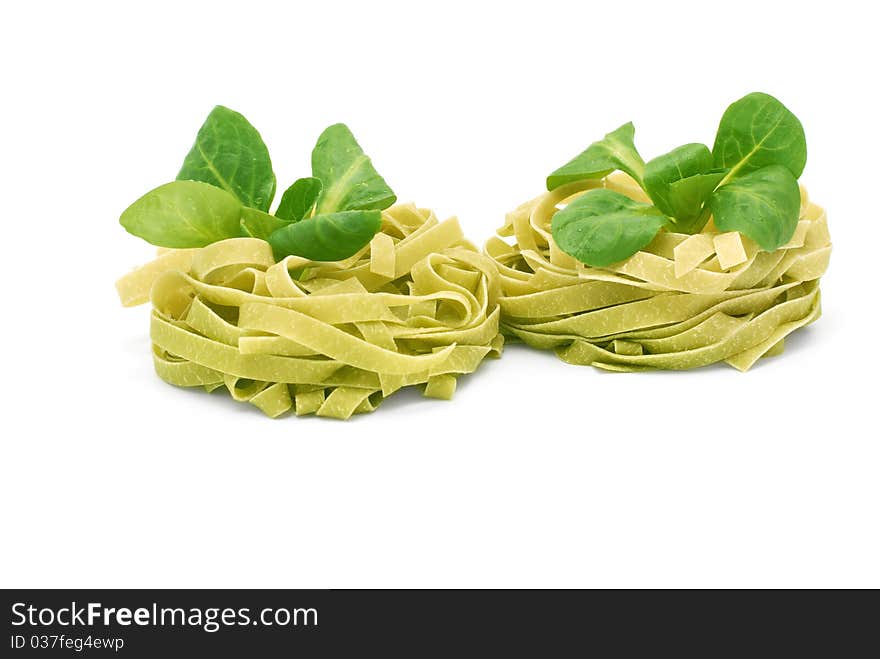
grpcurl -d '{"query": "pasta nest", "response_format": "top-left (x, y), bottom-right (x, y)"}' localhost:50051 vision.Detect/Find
top-left (117, 205), bottom-right (503, 418)
top-left (485, 173), bottom-right (831, 371)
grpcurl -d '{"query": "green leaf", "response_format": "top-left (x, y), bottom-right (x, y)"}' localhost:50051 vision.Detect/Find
top-left (644, 143), bottom-right (714, 219)
top-left (177, 105), bottom-right (276, 211)
top-left (268, 210), bottom-right (382, 261)
top-left (665, 170), bottom-right (727, 233)
top-left (547, 122), bottom-right (646, 191)
top-left (275, 177), bottom-right (322, 222)
top-left (551, 189), bottom-right (669, 267)
top-left (239, 207), bottom-right (289, 240)
top-left (120, 180), bottom-right (242, 248)
top-left (708, 165), bottom-right (801, 250)
top-left (311, 124), bottom-right (396, 215)
top-left (713, 92), bottom-right (807, 182)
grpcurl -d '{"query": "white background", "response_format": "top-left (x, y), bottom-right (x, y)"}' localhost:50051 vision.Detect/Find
top-left (1, 1), bottom-right (878, 588)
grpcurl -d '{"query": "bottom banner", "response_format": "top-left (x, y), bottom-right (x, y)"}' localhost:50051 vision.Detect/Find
top-left (1, 589), bottom-right (872, 656)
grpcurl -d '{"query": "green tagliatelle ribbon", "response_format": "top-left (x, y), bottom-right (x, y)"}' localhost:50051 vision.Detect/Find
top-left (486, 173), bottom-right (831, 371)
top-left (117, 205), bottom-right (503, 418)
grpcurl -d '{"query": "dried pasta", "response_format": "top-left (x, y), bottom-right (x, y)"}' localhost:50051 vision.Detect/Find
top-left (117, 205), bottom-right (503, 418)
top-left (486, 173), bottom-right (831, 371)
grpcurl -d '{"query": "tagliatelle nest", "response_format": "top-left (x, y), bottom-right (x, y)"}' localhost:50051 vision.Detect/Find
top-left (486, 173), bottom-right (831, 371)
top-left (117, 205), bottom-right (503, 418)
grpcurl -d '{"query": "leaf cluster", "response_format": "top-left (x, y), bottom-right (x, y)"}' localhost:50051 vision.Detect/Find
top-left (548, 92), bottom-right (806, 266)
top-left (120, 107), bottom-right (396, 261)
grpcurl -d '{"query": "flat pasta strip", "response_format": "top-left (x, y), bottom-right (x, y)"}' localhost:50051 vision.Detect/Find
top-left (116, 248), bottom-right (198, 307)
top-left (713, 232), bottom-right (749, 270)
